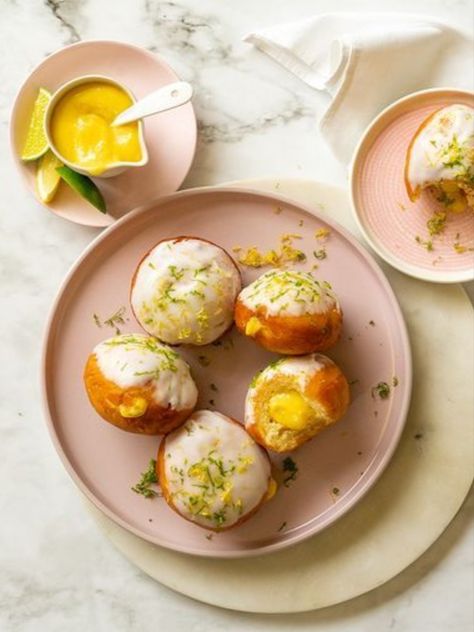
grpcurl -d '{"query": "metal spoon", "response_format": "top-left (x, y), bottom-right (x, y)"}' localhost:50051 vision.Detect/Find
top-left (111, 81), bottom-right (193, 127)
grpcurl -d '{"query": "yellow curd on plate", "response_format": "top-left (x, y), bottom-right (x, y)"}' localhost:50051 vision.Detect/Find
top-left (50, 81), bottom-right (142, 176)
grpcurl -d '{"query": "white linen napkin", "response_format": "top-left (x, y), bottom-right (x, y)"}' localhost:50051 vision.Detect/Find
top-left (244, 13), bottom-right (473, 162)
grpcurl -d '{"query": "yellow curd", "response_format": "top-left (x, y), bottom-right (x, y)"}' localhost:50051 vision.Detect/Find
top-left (50, 81), bottom-right (142, 176)
top-left (269, 391), bottom-right (313, 431)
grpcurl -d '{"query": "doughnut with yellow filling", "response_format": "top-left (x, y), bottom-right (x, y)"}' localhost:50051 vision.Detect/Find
top-left (405, 103), bottom-right (474, 212)
top-left (84, 333), bottom-right (198, 434)
top-left (245, 354), bottom-right (350, 452)
top-left (235, 269), bottom-right (342, 355)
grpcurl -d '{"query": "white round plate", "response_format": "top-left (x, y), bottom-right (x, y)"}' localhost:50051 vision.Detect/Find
top-left (87, 179), bottom-right (473, 612)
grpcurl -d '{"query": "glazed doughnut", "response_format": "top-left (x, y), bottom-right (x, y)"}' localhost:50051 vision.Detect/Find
top-left (158, 410), bottom-right (276, 530)
top-left (84, 333), bottom-right (198, 434)
top-left (235, 269), bottom-right (342, 355)
top-left (405, 103), bottom-right (474, 212)
top-left (245, 354), bottom-right (350, 452)
top-left (130, 237), bottom-right (241, 346)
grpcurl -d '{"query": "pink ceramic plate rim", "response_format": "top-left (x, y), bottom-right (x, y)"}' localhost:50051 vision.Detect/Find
top-left (40, 186), bottom-right (412, 558)
top-left (349, 87), bottom-right (474, 284)
top-left (9, 40), bottom-right (197, 228)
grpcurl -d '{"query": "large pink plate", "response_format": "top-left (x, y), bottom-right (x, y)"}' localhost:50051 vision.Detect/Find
top-left (42, 187), bottom-right (412, 558)
top-left (10, 40), bottom-right (197, 227)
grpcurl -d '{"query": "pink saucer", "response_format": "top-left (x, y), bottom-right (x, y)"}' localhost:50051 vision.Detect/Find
top-left (10, 40), bottom-right (197, 227)
top-left (351, 89), bottom-right (474, 283)
top-left (42, 187), bottom-right (411, 558)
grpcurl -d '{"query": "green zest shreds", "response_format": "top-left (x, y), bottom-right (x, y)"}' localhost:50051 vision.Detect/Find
top-left (132, 459), bottom-right (159, 498)
top-left (168, 265), bottom-right (185, 281)
top-left (168, 445), bottom-right (253, 528)
top-left (427, 211), bottom-right (447, 236)
top-left (267, 358), bottom-right (284, 370)
top-left (371, 381), bottom-right (391, 400)
top-left (104, 306), bottom-right (127, 335)
top-left (137, 260), bottom-right (223, 344)
top-left (440, 133), bottom-right (474, 181)
top-left (104, 335), bottom-right (179, 373)
top-left (442, 134), bottom-right (464, 169)
top-left (250, 359), bottom-right (283, 388)
top-left (154, 284), bottom-right (187, 312)
top-left (415, 236), bottom-right (434, 252)
top-left (246, 270), bottom-right (326, 310)
top-left (282, 457), bottom-right (298, 487)
top-left (92, 306), bottom-right (127, 334)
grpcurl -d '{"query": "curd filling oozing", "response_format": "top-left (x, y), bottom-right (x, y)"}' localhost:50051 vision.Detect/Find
top-left (245, 316), bottom-right (264, 336)
top-left (94, 334), bottom-right (197, 413)
top-left (246, 355), bottom-right (328, 431)
top-left (50, 81), bottom-right (142, 175)
top-left (268, 391), bottom-right (314, 430)
top-left (118, 396), bottom-right (148, 418)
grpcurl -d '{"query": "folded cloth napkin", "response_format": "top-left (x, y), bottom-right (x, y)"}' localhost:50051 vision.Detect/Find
top-left (244, 13), bottom-right (472, 162)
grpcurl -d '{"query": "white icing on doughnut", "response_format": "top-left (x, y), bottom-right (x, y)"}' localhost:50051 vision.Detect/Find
top-left (131, 238), bottom-right (241, 345)
top-left (407, 104), bottom-right (474, 192)
top-left (162, 410), bottom-right (271, 529)
top-left (238, 269), bottom-right (339, 317)
top-left (94, 334), bottom-right (198, 411)
top-left (245, 354), bottom-right (333, 428)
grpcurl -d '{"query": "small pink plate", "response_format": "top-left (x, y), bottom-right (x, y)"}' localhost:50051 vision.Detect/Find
top-left (10, 40), bottom-right (197, 228)
top-left (42, 187), bottom-right (412, 558)
top-left (350, 88), bottom-right (474, 283)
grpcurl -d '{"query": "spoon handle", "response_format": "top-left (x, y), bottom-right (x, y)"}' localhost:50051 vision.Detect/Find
top-left (112, 81), bottom-right (193, 127)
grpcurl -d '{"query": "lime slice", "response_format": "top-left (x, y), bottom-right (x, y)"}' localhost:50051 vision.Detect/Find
top-left (21, 88), bottom-right (51, 161)
top-left (36, 151), bottom-right (63, 203)
top-left (57, 166), bottom-right (107, 213)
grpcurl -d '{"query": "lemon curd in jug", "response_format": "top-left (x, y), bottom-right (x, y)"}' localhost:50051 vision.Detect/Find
top-left (50, 81), bottom-right (142, 176)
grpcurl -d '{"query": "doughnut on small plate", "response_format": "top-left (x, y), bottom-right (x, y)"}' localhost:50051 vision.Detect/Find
top-left (350, 88), bottom-right (474, 283)
top-left (42, 187), bottom-right (411, 558)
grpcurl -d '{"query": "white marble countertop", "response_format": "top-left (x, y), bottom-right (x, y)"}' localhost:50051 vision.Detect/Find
top-left (1, 1), bottom-right (473, 630)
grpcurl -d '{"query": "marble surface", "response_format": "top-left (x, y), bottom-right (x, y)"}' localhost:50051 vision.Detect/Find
top-left (1, 0), bottom-right (473, 631)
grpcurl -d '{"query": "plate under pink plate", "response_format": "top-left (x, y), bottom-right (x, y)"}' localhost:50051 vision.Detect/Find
top-left (42, 187), bottom-right (412, 558)
top-left (10, 40), bottom-right (197, 227)
top-left (351, 89), bottom-right (474, 283)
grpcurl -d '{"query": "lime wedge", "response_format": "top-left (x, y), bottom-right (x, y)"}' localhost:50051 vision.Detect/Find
top-left (21, 88), bottom-right (51, 161)
top-left (57, 166), bottom-right (107, 213)
top-left (36, 151), bottom-right (63, 203)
